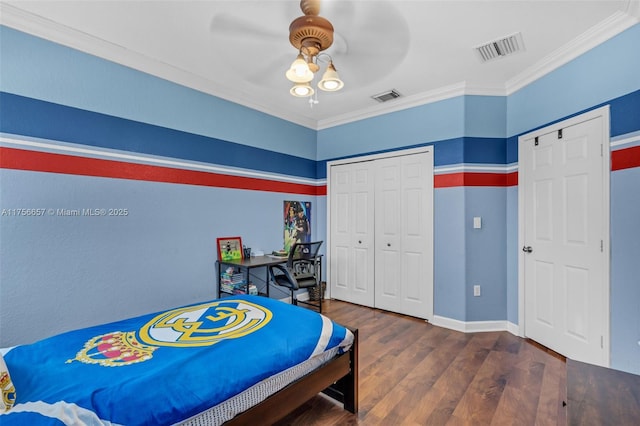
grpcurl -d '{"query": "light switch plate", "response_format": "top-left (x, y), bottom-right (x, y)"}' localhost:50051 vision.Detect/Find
top-left (473, 216), bottom-right (482, 229)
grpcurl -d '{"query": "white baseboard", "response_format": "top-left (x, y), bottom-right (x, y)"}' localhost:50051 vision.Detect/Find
top-left (432, 315), bottom-right (519, 336)
top-left (506, 321), bottom-right (520, 336)
top-left (287, 294), bottom-right (522, 337)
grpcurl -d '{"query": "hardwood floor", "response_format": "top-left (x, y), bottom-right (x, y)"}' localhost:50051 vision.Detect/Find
top-left (275, 299), bottom-right (567, 426)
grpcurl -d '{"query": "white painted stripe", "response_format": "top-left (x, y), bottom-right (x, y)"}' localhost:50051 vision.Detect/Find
top-left (611, 132), bottom-right (640, 149)
top-left (0, 134), bottom-right (321, 186)
top-left (434, 163), bottom-right (519, 174)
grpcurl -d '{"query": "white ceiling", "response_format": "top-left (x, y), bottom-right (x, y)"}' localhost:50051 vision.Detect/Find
top-left (2, 1), bottom-right (639, 130)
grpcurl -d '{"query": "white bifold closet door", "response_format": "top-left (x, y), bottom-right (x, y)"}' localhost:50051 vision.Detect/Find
top-left (329, 159), bottom-right (376, 307)
top-left (329, 149), bottom-right (433, 320)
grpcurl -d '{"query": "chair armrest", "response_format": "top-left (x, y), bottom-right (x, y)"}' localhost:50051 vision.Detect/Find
top-left (269, 263), bottom-right (300, 290)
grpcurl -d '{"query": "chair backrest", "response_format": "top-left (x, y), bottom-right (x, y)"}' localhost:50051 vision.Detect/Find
top-left (287, 241), bottom-right (323, 269)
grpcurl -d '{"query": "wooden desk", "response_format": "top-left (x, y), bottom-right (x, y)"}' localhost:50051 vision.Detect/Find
top-left (216, 255), bottom-right (287, 298)
top-left (567, 358), bottom-right (640, 425)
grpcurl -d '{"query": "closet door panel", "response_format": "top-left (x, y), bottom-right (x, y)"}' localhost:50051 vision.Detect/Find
top-left (398, 152), bottom-right (434, 319)
top-left (404, 251), bottom-right (423, 301)
top-left (375, 153), bottom-right (433, 319)
top-left (330, 166), bottom-right (352, 301)
top-left (375, 157), bottom-right (404, 313)
top-left (329, 161), bottom-right (374, 307)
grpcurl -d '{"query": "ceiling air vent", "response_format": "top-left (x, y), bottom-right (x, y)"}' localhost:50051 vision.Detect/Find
top-left (372, 89), bottom-right (401, 103)
top-left (475, 32), bottom-right (525, 62)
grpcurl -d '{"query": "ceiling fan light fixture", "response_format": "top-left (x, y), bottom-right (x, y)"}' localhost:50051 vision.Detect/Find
top-left (290, 82), bottom-right (315, 97)
top-left (318, 62), bottom-right (344, 92)
top-left (285, 0), bottom-right (343, 99)
top-left (286, 54), bottom-right (314, 83)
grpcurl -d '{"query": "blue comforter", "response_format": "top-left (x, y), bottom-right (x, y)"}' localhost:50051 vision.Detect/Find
top-left (1, 295), bottom-right (353, 425)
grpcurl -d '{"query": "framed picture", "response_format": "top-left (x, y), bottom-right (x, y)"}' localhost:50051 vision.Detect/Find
top-left (216, 236), bottom-right (243, 261)
top-left (283, 201), bottom-right (312, 253)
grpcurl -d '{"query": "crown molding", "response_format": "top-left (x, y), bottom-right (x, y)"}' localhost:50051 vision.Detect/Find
top-left (0, 3), bottom-right (319, 129)
top-left (505, 10), bottom-right (639, 95)
top-left (2, 3), bottom-right (637, 132)
top-left (316, 82), bottom-right (507, 130)
top-left (317, 82), bottom-right (462, 130)
top-left (628, 0), bottom-right (640, 19)
top-left (319, 8), bottom-right (639, 129)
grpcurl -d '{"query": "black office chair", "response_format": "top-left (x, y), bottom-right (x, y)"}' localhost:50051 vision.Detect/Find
top-left (268, 241), bottom-right (323, 312)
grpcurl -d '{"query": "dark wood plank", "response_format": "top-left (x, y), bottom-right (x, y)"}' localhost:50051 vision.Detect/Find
top-left (276, 299), bottom-right (569, 426)
top-left (567, 358), bottom-right (640, 426)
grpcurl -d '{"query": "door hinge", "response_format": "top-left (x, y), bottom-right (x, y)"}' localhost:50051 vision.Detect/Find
top-left (534, 136), bottom-right (539, 146)
top-left (601, 144), bottom-right (603, 157)
top-left (601, 335), bottom-right (604, 348)
top-left (558, 129), bottom-right (563, 139)
top-left (601, 240), bottom-right (604, 252)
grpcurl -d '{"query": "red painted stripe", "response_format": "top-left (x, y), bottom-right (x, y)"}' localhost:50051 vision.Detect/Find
top-left (464, 172), bottom-right (508, 187)
top-left (434, 172), bottom-right (465, 187)
top-left (434, 172), bottom-right (518, 188)
top-left (612, 145), bottom-right (640, 171)
top-left (0, 147), bottom-right (325, 196)
top-left (1, 147), bottom-right (540, 192)
top-left (505, 171), bottom-right (518, 186)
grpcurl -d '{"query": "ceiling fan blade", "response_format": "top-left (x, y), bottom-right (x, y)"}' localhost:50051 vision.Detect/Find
top-left (210, 13), bottom-right (284, 42)
top-left (324, 1), bottom-right (411, 86)
top-left (244, 53), bottom-right (294, 87)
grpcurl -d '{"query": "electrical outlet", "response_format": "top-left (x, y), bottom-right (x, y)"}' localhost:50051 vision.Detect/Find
top-left (474, 285), bottom-right (481, 297)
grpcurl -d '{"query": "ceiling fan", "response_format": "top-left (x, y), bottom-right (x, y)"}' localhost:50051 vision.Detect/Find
top-left (284, 0), bottom-right (344, 97)
top-left (209, 1), bottom-right (410, 98)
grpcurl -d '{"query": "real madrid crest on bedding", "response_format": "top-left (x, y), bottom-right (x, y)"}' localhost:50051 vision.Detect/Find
top-left (68, 299), bottom-right (272, 367)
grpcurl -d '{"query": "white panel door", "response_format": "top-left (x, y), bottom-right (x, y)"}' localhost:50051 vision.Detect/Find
top-left (521, 114), bottom-right (608, 366)
top-left (329, 161), bottom-right (375, 307)
top-left (374, 152), bottom-right (434, 320)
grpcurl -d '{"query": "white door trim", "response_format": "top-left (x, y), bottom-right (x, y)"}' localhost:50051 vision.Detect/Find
top-left (517, 105), bottom-right (611, 366)
top-left (326, 146), bottom-right (433, 301)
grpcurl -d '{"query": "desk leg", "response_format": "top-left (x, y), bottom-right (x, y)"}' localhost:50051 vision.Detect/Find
top-left (318, 258), bottom-right (322, 313)
top-left (265, 267), bottom-right (270, 298)
top-left (216, 261), bottom-right (221, 299)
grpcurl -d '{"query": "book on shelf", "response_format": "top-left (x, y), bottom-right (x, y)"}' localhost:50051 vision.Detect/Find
top-left (221, 281), bottom-right (257, 295)
top-left (232, 284), bottom-right (257, 295)
top-left (221, 273), bottom-right (245, 284)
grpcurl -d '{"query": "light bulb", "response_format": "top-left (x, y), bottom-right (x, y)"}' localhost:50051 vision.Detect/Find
top-left (290, 83), bottom-right (315, 97)
top-left (286, 54), bottom-right (313, 83)
top-left (318, 62), bottom-right (344, 92)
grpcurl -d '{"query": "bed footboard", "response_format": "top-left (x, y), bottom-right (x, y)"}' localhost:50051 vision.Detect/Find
top-left (224, 327), bottom-right (359, 425)
top-left (321, 327), bottom-right (358, 413)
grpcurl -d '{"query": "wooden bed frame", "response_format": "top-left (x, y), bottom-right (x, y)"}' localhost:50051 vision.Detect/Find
top-left (225, 328), bottom-right (359, 425)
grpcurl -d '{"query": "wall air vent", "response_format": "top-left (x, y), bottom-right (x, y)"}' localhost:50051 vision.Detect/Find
top-left (372, 89), bottom-right (402, 103)
top-left (475, 32), bottom-right (525, 62)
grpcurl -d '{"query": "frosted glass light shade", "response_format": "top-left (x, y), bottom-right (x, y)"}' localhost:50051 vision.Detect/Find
top-left (318, 62), bottom-right (344, 91)
top-left (290, 82), bottom-right (315, 97)
top-left (285, 54), bottom-right (314, 83)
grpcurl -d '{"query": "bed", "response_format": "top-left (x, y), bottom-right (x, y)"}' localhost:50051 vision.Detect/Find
top-left (0, 295), bottom-right (358, 425)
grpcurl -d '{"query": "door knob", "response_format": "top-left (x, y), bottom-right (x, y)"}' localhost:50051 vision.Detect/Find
top-left (387, 243), bottom-right (391, 247)
top-left (522, 246), bottom-right (533, 253)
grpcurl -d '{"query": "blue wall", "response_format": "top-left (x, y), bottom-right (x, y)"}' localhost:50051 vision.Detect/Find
top-left (1, 23), bottom-right (639, 374)
top-left (0, 26), bottom-right (317, 158)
